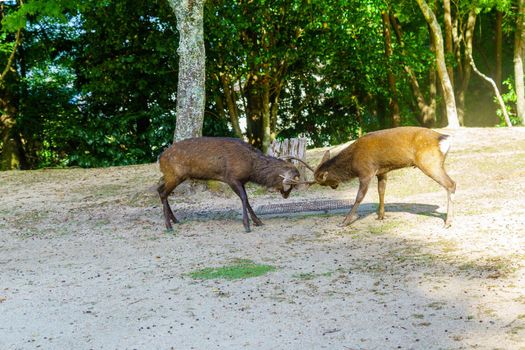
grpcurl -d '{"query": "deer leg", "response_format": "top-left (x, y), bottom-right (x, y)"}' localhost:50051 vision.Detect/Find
top-left (229, 184), bottom-right (263, 227)
top-left (157, 179), bottom-right (182, 231)
top-left (377, 173), bottom-right (387, 220)
top-left (229, 182), bottom-right (252, 233)
top-left (341, 176), bottom-right (372, 226)
top-left (242, 185), bottom-right (263, 226)
top-left (418, 159), bottom-right (456, 228)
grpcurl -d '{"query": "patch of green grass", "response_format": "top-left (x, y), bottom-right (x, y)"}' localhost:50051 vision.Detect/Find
top-left (87, 184), bottom-right (127, 198)
top-left (458, 256), bottom-right (518, 277)
top-left (12, 210), bottom-right (50, 232)
top-left (433, 239), bottom-right (458, 253)
top-left (252, 186), bottom-right (268, 196)
top-left (188, 259), bottom-right (276, 280)
top-left (206, 180), bottom-right (224, 193)
top-left (514, 296), bottom-right (525, 304)
top-left (126, 190), bottom-right (159, 207)
top-left (393, 246), bottom-right (437, 265)
top-left (368, 220), bottom-right (402, 235)
top-left (507, 324), bottom-right (525, 336)
top-left (426, 301), bottom-right (446, 310)
top-left (461, 207), bottom-right (487, 216)
top-left (293, 271), bottom-right (333, 280)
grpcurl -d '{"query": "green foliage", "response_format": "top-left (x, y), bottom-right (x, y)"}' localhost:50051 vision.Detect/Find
top-left (205, 0), bottom-right (391, 147)
top-left (496, 78), bottom-right (521, 126)
top-left (1, 0), bottom-right (522, 169)
top-left (1, 0), bottom-right (80, 32)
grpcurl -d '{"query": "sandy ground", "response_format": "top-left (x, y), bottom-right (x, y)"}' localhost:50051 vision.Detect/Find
top-left (1, 127), bottom-right (525, 350)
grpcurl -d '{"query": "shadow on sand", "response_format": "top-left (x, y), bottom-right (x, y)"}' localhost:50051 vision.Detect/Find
top-left (174, 199), bottom-right (444, 222)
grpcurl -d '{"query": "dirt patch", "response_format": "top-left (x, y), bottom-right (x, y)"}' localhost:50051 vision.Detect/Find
top-left (1, 127), bottom-right (525, 349)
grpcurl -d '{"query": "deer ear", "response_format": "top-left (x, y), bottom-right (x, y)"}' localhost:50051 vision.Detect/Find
top-left (320, 150), bottom-right (330, 164)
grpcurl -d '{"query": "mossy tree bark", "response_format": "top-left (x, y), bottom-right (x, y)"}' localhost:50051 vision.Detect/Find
top-left (0, 97), bottom-right (21, 170)
top-left (168, 0), bottom-right (206, 141)
top-left (0, 10), bottom-right (23, 170)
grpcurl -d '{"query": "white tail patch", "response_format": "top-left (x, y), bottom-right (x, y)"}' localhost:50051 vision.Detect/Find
top-left (439, 137), bottom-right (451, 155)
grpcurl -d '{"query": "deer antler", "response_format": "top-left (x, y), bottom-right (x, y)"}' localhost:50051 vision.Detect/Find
top-left (279, 174), bottom-right (317, 186)
top-left (280, 156), bottom-right (316, 173)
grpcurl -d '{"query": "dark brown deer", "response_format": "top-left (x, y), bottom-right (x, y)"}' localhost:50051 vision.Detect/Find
top-left (312, 127), bottom-right (456, 227)
top-left (157, 137), bottom-right (304, 232)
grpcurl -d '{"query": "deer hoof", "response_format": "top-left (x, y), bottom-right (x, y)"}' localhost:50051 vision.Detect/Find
top-left (340, 214), bottom-right (358, 226)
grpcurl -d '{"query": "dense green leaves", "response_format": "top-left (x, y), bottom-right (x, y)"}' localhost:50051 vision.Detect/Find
top-left (1, 0), bottom-right (523, 169)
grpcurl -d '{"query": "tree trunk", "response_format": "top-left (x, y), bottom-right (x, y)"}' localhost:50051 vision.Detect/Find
top-left (495, 10), bottom-right (503, 90)
top-left (0, 97), bottom-right (21, 170)
top-left (381, 11), bottom-right (401, 127)
top-left (220, 75), bottom-right (243, 138)
top-left (515, 0), bottom-right (525, 125)
top-left (269, 80), bottom-right (283, 140)
top-left (0, 14), bottom-right (23, 170)
top-left (390, 13), bottom-right (436, 126)
top-left (443, 0), bottom-right (454, 87)
top-left (245, 75), bottom-right (271, 152)
top-left (168, 0), bottom-right (206, 142)
top-left (416, 0), bottom-right (460, 128)
top-left (428, 35), bottom-right (438, 126)
top-left (456, 8), bottom-right (476, 126)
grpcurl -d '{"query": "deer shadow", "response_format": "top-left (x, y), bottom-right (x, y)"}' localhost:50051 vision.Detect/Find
top-left (174, 201), bottom-right (444, 222)
top-left (355, 202), bottom-right (444, 220)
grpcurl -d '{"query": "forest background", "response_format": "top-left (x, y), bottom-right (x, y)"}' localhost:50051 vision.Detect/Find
top-left (1, 0), bottom-right (524, 171)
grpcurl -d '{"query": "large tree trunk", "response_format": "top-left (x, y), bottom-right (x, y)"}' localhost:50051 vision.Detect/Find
top-left (381, 11), bottom-right (401, 127)
top-left (515, 0), bottom-right (525, 125)
top-left (417, 0), bottom-right (460, 128)
top-left (168, 0), bottom-right (206, 141)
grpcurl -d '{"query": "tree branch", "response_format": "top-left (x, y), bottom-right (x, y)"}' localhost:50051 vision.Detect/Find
top-left (0, 27), bottom-right (22, 85)
top-left (468, 52), bottom-right (512, 127)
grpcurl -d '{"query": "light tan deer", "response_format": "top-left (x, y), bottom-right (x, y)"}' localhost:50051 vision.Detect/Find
top-left (311, 127), bottom-right (456, 227)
